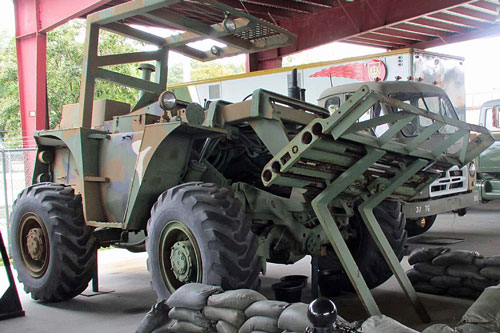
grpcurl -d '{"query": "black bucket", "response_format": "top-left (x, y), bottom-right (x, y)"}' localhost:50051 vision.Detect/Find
top-left (272, 280), bottom-right (303, 303)
top-left (280, 275), bottom-right (308, 287)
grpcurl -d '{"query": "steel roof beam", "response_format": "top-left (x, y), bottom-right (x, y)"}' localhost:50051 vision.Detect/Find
top-left (347, 37), bottom-right (400, 48)
top-left (357, 32), bottom-right (415, 46)
top-left (448, 6), bottom-right (498, 21)
top-left (429, 12), bottom-right (492, 28)
top-left (295, 0), bottom-right (334, 8)
top-left (392, 22), bottom-right (444, 36)
top-left (409, 17), bottom-right (470, 33)
top-left (279, 0), bottom-right (477, 56)
top-left (469, 0), bottom-right (500, 12)
top-left (216, 0), bottom-right (295, 19)
top-left (374, 27), bottom-right (434, 41)
top-left (240, 0), bottom-right (315, 13)
top-left (408, 23), bottom-right (500, 49)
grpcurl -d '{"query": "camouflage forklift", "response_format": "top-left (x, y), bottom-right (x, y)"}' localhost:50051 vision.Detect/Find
top-left (9, 0), bottom-right (493, 321)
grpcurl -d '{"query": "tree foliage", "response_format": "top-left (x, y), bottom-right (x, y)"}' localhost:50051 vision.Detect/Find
top-left (190, 59), bottom-right (245, 81)
top-left (0, 30), bottom-right (20, 137)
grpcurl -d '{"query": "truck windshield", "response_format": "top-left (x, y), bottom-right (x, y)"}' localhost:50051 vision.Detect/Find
top-left (484, 106), bottom-right (500, 130)
top-left (388, 92), bottom-right (458, 136)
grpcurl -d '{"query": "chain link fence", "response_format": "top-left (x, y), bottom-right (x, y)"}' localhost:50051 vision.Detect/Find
top-left (0, 136), bottom-right (37, 238)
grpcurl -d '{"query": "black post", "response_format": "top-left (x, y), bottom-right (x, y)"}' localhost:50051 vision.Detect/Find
top-left (92, 249), bottom-right (99, 292)
top-left (288, 68), bottom-right (301, 100)
top-left (311, 255), bottom-right (319, 299)
top-left (0, 231), bottom-right (25, 320)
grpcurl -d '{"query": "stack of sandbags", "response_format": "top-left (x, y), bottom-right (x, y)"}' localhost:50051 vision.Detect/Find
top-left (204, 289), bottom-right (266, 333)
top-left (239, 300), bottom-right (289, 333)
top-left (165, 283), bottom-right (222, 333)
top-left (406, 248), bottom-right (499, 299)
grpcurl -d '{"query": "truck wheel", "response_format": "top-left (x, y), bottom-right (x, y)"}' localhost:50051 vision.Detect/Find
top-left (9, 183), bottom-right (97, 302)
top-left (318, 200), bottom-right (406, 297)
top-left (146, 182), bottom-right (260, 299)
top-left (405, 215), bottom-right (437, 237)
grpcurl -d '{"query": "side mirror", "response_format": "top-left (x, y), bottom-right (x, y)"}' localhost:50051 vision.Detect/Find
top-left (493, 106), bottom-right (500, 128)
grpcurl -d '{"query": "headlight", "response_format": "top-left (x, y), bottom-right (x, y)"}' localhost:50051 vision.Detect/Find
top-left (210, 45), bottom-right (221, 56)
top-left (469, 161), bottom-right (476, 177)
top-left (159, 91), bottom-right (177, 110)
top-left (222, 14), bottom-right (237, 33)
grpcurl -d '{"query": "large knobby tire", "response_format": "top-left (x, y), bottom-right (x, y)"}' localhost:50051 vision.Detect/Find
top-left (405, 214), bottom-right (437, 237)
top-left (318, 200), bottom-right (407, 297)
top-left (146, 182), bottom-right (260, 300)
top-left (9, 183), bottom-right (97, 302)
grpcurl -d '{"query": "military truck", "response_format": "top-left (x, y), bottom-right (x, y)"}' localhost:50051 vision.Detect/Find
top-left (318, 81), bottom-right (480, 237)
top-left (477, 99), bottom-right (500, 201)
top-left (8, 0), bottom-right (492, 318)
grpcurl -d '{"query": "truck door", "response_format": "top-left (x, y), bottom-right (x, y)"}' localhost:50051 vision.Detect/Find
top-left (478, 104), bottom-right (500, 174)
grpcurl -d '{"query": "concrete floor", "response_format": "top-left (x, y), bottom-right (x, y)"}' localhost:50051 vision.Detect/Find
top-left (1, 201), bottom-right (500, 332)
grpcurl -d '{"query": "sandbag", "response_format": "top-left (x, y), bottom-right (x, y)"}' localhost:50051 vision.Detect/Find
top-left (408, 247), bottom-right (449, 265)
top-left (170, 320), bottom-right (211, 333)
top-left (216, 321), bottom-right (238, 333)
top-left (463, 278), bottom-right (497, 292)
top-left (479, 266), bottom-right (500, 280)
top-left (448, 287), bottom-right (481, 299)
top-left (433, 250), bottom-right (480, 266)
top-left (244, 300), bottom-right (289, 320)
top-left (167, 283), bottom-right (223, 310)
top-left (447, 265), bottom-right (486, 281)
top-left (207, 290), bottom-right (266, 311)
top-left (136, 299), bottom-right (171, 333)
top-left (169, 307), bottom-right (210, 328)
top-left (421, 324), bottom-right (457, 333)
top-left (430, 276), bottom-right (463, 289)
top-left (413, 282), bottom-right (447, 295)
top-left (239, 316), bottom-right (280, 333)
top-left (277, 303), bottom-right (311, 332)
top-left (203, 306), bottom-right (246, 328)
top-left (456, 323), bottom-right (494, 333)
top-left (360, 315), bottom-right (418, 332)
top-left (460, 286), bottom-right (500, 332)
top-left (414, 262), bottom-right (447, 276)
top-left (483, 255), bottom-right (500, 267)
top-left (407, 268), bottom-right (434, 283)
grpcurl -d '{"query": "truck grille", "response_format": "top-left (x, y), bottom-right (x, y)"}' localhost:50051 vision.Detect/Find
top-left (429, 165), bottom-right (468, 198)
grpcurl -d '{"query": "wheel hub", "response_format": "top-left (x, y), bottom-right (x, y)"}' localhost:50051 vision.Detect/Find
top-left (170, 240), bottom-right (195, 282)
top-left (26, 228), bottom-right (44, 261)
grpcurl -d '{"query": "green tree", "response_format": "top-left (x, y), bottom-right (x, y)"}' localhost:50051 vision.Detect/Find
top-left (167, 62), bottom-right (184, 85)
top-left (190, 59), bottom-right (245, 81)
top-left (0, 30), bottom-right (20, 137)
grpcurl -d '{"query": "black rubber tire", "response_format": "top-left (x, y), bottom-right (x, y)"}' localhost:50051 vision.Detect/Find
top-left (318, 200), bottom-right (407, 297)
top-left (9, 183), bottom-right (97, 302)
top-left (146, 182), bottom-right (260, 300)
top-left (405, 214), bottom-right (437, 237)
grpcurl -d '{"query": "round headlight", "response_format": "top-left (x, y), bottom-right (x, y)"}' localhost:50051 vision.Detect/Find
top-left (223, 14), bottom-right (237, 33)
top-left (210, 45), bottom-right (221, 56)
top-left (159, 91), bottom-right (177, 110)
top-left (469, 161), bottom-right (476, 177)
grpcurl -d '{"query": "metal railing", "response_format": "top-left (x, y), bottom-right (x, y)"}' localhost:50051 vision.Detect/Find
top-left (0, 137), bottom-right (36, 238)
